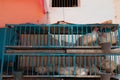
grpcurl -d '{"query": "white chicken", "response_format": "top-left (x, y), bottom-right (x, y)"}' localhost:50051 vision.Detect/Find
top-left (76, 67), bottom-right (89, 77)
top-left (35, 66), bottom-right (48, 74)
top-left (76, 27), bottom-right (99, 46)
top-left (59, 67), bottom-right (74, 75)
top-left (59, 66), bottom-right (89, 77)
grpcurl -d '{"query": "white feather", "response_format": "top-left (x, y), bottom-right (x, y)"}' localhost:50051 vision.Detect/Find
top-left (35, 66), bottom-right (48, 74)
top-left (76, 67), bottom-right (88, 76)
top-left (59, 67), bottom-right (74, 75)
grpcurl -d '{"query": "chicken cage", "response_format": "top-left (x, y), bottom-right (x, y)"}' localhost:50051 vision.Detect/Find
top-left (3, 24), bottom-right (120, 48)
top-left (1, 24), bottom-right (120, 80)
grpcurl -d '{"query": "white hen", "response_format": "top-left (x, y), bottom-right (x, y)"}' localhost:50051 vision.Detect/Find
top-left (59, 67), bottom-right (74, 75)
top-left (35, 66), bottom-right (48, 74)
top-left (76, 67), bottom-right (89, 77)
top-left (76, 27), bottom-right (99, 46)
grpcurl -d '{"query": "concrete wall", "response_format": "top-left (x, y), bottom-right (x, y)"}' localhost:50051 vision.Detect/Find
top-left (46, 0), bottom-right (115, 24)
top-left (113, 0), bottom-right (120, 24)
top-left (0, 0), bottom-right (118, 25)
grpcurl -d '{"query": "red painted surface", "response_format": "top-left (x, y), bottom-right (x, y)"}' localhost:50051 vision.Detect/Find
top-left (0, 0), bottom-right (45, 28)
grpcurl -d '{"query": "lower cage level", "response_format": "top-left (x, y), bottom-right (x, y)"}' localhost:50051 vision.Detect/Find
top-left (1, 53), bottom-right (120, 80)
top-left (2, 77), bottom-right (101, 80)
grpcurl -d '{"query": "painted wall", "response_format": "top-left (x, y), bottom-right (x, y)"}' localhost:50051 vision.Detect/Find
top-left (113, 0), bottom-right (120, 24)
top-left (0, 0), bottom-right (45, 28)
top-left (0, 0), bottom-right (118, 26)
top-left (46, 0), bottom-right (115, 24)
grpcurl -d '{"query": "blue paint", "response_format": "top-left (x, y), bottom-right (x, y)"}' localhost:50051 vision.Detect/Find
top-left (0, 28), bottom-right (16, 67)
top-left (0, 28), bottom-right (5, 60)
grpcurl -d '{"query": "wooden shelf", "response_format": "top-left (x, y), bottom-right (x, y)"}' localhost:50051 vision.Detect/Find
top-left (2, 75), bottom-right (101, 78)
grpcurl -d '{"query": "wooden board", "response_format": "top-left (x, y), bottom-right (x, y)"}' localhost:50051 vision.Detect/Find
top-left (6, 48), bottom-right (120, 54)
top-left (6, 50), bottom-right (66, 53)
top-left (66, 48), bottom-right (120, 54)
top-left (5, 46), bottom-right (101, 49)
top-left (2, 75), bottom-right (101, 78)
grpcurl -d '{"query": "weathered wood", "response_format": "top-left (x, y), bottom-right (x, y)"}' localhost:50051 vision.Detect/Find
top-left (2, 75), bottom-right (101, 78)
top-left (6, 48), bottom-right (120, 54)
top-left (6, 50), bottom-right (65, 53)
top-left (66, 49), bottom-right (120, 54)
top-left (5, 46), bottom-right (101, 49)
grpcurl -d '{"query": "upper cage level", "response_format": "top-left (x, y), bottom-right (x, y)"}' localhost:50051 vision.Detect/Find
top-left (4, 24), bottom-right (120, 53)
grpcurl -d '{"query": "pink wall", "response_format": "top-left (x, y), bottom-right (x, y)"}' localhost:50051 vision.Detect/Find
top-left (0, 0), bottom-right (45, 28)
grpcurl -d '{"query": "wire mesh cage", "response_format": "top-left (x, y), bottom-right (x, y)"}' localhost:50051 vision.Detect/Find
top-left (4, 24), bottom-right (119, 47)
top-left (1, 24), bottom-right (120, 80)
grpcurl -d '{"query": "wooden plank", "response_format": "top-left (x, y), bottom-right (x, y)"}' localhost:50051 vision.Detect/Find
top-left (66, 49), bottom-right (120, 54)
top-left (6, 48), bottom-right (120, 54)
top-left (6, 50), bottom-right (65, 53)
top-left (5, 46), bottom-right (101, 49)
top-left (5, 46), bottom-right (119, 49)
top-left (2, 75), bottom-right (101, 78)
